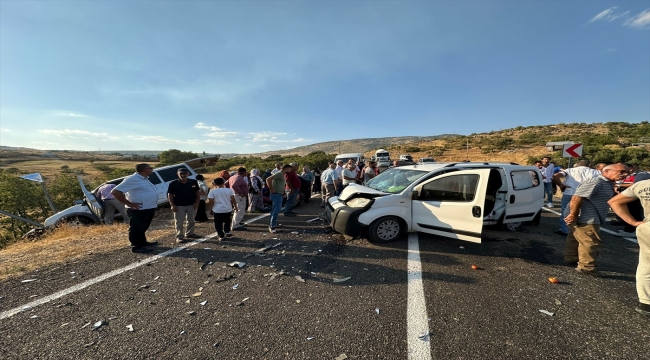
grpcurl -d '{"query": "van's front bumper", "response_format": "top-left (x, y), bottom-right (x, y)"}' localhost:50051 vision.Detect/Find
top-left (325, 198), bottom-right (368, 238)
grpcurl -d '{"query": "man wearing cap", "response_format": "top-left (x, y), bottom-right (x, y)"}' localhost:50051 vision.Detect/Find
top-left (167, 168), bottom-right (201, 243)
top-left (111, 163), bottom-right (159, 253)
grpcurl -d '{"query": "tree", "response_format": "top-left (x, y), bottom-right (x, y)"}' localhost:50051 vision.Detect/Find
top-left (158, 149), bottom-right (199, 165)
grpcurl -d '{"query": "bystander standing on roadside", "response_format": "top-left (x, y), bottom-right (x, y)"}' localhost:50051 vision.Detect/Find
top-left (207, 177), bottom-right (237, 240)
top-left (266, 164), bottom-right (292, 233)
top-left (228, 167), bottom-right (249, 229)
top-left (301, 166), bottom-right (315, 192)
top-left (320, 161), bottom-right (338, 208)
top-left (552, 160), bottom-right (600, 236)
top-left (271, 163), bottom-right (282, 175)
top-left (312, 166), bottom-right (322, 194)
top-left (167, 168), bottom-right (201, 243)
top-left (248, 169), bottom-right (265, 213)
top-left (342, 162), bottom-right (357, 191)
top-left (111, 163), bottom-right (159, 253)
top-left (363, 160), bottom-right (378, 185)
top-left (219, 170), bottom-right (231, 187)
top-left (541, 156), bottom-right (555, 207)
top-left (608, 179), bottom-right (650, 317)
top-left (97, 182), bottom-right (129, 225)
top-left (194, 174), bottom-right (209, 222)
top-left (563, 163), bottom-right (629, 276)
top-left (335, 160), bottom-right (345, 195)
top-left (284, 162), bottom-right (301, 216)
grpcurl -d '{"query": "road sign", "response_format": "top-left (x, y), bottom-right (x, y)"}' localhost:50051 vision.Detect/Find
top-left (562, 143), bottom-right (582, 158)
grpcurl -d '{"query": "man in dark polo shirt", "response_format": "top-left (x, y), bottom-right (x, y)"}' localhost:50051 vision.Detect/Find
top-left (284, 162), bottom-right (302, 216)
top-left (167, 168), bottom-right (201, 243)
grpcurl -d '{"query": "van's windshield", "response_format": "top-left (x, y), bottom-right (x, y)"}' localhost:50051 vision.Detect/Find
top-left (366, 168), bottom-right (428, 193)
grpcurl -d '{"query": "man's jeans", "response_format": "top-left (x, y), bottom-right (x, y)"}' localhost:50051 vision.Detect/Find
top-left (284, 189), bottom-right (298, 215)
top-left (173, 205), bottom-right (196, 239)
top-left (544, 182), bottom-right (554, 203)
top-left (269, 193), bottom-right (283, 227)
top-left (558, 194), bottom-right (572, 234)
top-left (636, 222), bottom-right (650, 305)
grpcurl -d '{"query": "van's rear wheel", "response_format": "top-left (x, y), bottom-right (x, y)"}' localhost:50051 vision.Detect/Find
top-left (368, 216), bottom-right (403, 243)
top-left (501, 222), bottom-right (522, 232)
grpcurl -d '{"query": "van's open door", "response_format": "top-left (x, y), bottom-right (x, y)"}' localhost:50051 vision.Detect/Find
top-left (78, 176), bottom-right (103, 220)
top-left (411, 169), bottom-right (491, 243)
top-left (503, 169), bottom-right (545, 223)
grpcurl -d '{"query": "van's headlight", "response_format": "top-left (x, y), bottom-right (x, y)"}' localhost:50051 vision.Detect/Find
top-left (345, 198), bottom-right (373, 208)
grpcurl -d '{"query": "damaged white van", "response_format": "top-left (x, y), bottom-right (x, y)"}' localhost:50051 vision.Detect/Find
top-left (324, 162), bottom-right (543, 243)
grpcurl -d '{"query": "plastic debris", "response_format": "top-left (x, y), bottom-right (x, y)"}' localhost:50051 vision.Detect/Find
top-left (375, 308), bottom-right (380, 315)
top-left (554, 299), bottom-right (562, 306)
top-left (232, 284), bottom-right (239, 290)
top-left (84, 341), bottom-right (96, 348)
top-left (126, 324), bottom-right (134, 332)
top-left (150, 290), bottom-right (157, 293)
top-left (138, 285), bottom-right (150, 290)
top-left (192, 292), bottom-right (202, 297)
top-left (228, 262), bottom-right (246, 268)
top-left (93, 320), bottom-right (108, 330)
top-left (307, 337), bottom-right (314, 340)
top-left (21, 279), bottom-right (37, 283)
top-left (291, 231), bottom-right (299, 234)
top-left (61, 323), bottom-right (69, 327)
top-left (296, 300), bottom-right (301, 304)
top-left (335, 354), bottom-right (348, 360)
top-left (180, 330), bottom-right (186, 335)
top-left (200, 301), bottom-right (207, 306)
top-left (154, 276), bottom-right (160, 280)
top-left (333, 277), bottom-right (351, 283)
top-left (30, 315), bottom-right (38, 319)
top-left (459, 246), bottom-right (465, 249)
top-left (295, 275), bottom-right (305, 283)
top-left (539, 310), bottom-right (555, 316)
top-left (80, 322), bottom-right (91, 329)
top-left (242, 297), bottom-right (250, 303)
top-left (418, 331), bottom-right (431, 341)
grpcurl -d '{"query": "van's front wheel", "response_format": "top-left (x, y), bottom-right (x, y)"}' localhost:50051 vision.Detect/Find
top-left (368, 216), bottom-right (403, 243)
top-left (501, 222), bottom-right (522, 232)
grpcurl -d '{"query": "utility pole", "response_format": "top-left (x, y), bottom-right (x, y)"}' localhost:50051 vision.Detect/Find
top-left (466, 137), bottom-right (470, 161)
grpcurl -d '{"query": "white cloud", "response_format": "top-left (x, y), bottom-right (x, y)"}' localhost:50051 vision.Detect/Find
top-left (590, 7), bottom-right (619, 22)
top-left (625, 9), bottom-right (650, 28)
top-left (38, 129), bottom-right (118, 141)
top-left (249, 131), bottom-right (288, 142)
top-left (55, 112), bottom-right (88, 118)
top-left (194, 122), bottom-right (223, 131)
top-left (0, 128), bottom-right (9, 132)
top-left (127, 135), bottom-right (230, 147)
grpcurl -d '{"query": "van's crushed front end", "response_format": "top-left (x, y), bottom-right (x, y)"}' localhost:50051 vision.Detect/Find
top-left (324, 185), bottom-right (385, 237)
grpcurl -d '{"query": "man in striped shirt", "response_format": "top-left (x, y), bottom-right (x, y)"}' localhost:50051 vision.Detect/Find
top-left (564, 163), bottom-right (629, 276)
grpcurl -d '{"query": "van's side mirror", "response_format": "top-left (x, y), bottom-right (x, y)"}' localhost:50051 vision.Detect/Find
top-left (411, 191), bottom-right (419, 200)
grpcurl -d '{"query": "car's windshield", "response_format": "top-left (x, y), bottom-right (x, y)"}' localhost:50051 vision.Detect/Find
top-left (366, 168), bottom-right (428, 193)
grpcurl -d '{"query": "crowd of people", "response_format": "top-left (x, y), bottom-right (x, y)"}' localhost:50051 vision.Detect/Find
top-left (535, 157), bottom-right (649, 316)
top-left (105, 157), bottom-right (649, 318)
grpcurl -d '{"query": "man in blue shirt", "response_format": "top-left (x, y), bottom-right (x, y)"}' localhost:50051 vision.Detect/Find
top-left (320, 161), bottom-right (339, 208)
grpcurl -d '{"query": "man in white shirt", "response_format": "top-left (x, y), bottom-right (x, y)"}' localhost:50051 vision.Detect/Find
top-left (112, 163), bottom-right (160, 253)
top-left (541, 157), bottom-right (556, 207)
top-left (553, 160), bottom-right (601, 235)
top-left (335, 160), bottom-right (345, 195)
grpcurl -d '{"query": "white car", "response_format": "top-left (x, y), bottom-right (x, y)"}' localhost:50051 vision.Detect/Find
top-left (418, 157), bottom-right (435, 164)
top-left (325, 162), bottom-right (543, 243)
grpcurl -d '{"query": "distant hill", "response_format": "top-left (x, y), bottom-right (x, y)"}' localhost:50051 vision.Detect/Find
top-left (248, 135), bottom-right (455, 157)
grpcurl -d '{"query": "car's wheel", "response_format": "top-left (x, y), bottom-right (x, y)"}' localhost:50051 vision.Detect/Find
top-left (501, 222), bottom-right (522, 232)
top-left (368, 216), bottom-right (403, 243)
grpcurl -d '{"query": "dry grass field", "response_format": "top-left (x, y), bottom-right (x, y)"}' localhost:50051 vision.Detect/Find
top-left (0, 159), bottom-right (160, 180)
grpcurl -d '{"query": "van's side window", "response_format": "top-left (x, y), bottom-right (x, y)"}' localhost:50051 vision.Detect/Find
top-left (511, 170), bottom-right (540, 190)
top-left (148, 172), bottom-right (162, 185)
top-left (156, 166), bottom-right (189, 182)
top-left (419, 174), bottom-right (479, 202)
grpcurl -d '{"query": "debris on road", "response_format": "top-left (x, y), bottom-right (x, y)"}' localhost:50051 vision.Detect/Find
top-left (418, 331), bottom-right (431, 341)
top-left (228, 261), bottom-right (246, 268)
top-left (333, 277), bottom-right (351, 283)
top-left (539, 310), bottom-right (555, 316)
top-left (291, 231), bottom-right (299, 234)
top-left (61, 323), bottom-right (69, 327)
top-left (459, 246), bottom-right (465, 250)
top-left (375, 308), bottom-right (380, 315)
top-left (93, 320), bottom-right (108, 330)
top-left (180, 331), bottom-right (186, 335)
top-left (232, 284), bottom-right (239, 290)
top-left (84, 341), bottom-right (95, 348)
top-left (200, 301), bottom-right (207, 306)
top-left (548, 277), bottom-right (560, 284)
top-left (21, 279), bottom-right (37, 283)
top-left (307, 337), bottom-right (314, 340)
top-left (257, 242), bottom-right (283, 253)
top-left (335, 354), bottom-right (348, 360)
top-left (187, 311), bottom-right (196, 316)
top-left (126, 324), bottom-right (134, 332)
top-left (80, 322), bottom-right (91, 329)
top-left (192, 292), bottom-right (202, 297)
top-left (138, 285), bottom-right (150, 291)
top-left (295, 275), bottom-right (305, 283)
top-left (30, 315), bottom-right (38, 319)
top-left (471, 265), bottom-right (479, 270)
top-left (555, 299), bottom-right (562, 306)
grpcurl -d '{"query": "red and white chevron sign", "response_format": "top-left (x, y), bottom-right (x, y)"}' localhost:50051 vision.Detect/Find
top-left (562, 143), bottom-right (582, 158)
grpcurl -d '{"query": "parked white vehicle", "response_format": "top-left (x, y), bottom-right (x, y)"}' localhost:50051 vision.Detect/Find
top-left (418, 157), bottom-right (435, 164)
top-left (43, 162), bottom-right (201, 227)
top-left (324, 162), bottom-right (543, 243)
top-left (334, 153), bottom-right (365, 165)
top-left (373, 149), bottom-right (391, 167)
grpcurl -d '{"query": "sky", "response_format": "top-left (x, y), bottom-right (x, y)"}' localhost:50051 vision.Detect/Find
top-left (0, 0), bottom-right (649, 154)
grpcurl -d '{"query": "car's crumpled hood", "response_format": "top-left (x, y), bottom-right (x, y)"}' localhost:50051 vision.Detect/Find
top-left (338, 184), bottom-right (387, 201)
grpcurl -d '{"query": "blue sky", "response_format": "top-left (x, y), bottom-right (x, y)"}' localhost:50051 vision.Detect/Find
top-left (1, 0), bottom-right (649, 154)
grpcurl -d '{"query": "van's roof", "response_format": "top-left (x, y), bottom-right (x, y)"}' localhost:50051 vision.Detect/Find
top-left (335, 153), bottom-right (363, 158)
top-left (395, 162), bottom-right (535, 171)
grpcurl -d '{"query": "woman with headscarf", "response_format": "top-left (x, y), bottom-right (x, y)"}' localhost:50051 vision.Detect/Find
top-left (194, 174), bottom-right (210, 222)
top-left (248, 169), bottom-right (265, 212)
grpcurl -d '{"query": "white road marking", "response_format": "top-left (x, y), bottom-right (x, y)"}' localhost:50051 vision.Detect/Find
top-left (407, 233), bottom-right (432, 360)
top-left (542, 207), bottom-right (638, 244)
top-left (1, 194), bottom-right (326, 320)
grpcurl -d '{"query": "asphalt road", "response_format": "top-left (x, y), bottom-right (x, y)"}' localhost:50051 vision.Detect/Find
top-left (1, 196), bottom-right (647, 359)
